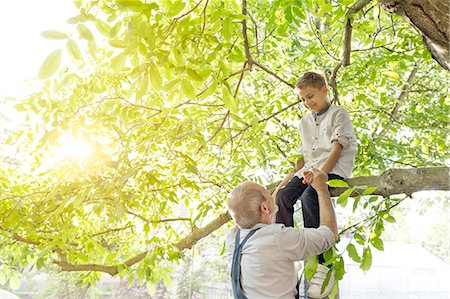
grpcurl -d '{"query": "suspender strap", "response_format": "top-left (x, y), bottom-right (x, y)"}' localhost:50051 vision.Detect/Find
top-left (231, 228), bottom-right (260, 299)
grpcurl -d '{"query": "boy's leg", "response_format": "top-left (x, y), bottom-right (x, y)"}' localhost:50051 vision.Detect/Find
top-left (275, 176), bottom-right (308, 227)
top-left (300, 174), bottom-right (343, 262)
top-left (300, 173), bottom-right (344, 228)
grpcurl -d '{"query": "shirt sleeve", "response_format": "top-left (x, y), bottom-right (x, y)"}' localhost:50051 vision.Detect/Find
top-left (225, 226), bottom-right (238, 265)
top-left (330, 109), bottom-right (355, 149)
top-left (277, 225), bottom-right (335, 261)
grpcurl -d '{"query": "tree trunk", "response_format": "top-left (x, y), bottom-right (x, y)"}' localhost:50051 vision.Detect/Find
top-left (379, 0), bottom-right (450, 71)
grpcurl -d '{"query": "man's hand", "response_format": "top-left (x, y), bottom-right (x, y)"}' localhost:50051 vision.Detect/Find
top-left (302, 168), bottom-right (328, 192)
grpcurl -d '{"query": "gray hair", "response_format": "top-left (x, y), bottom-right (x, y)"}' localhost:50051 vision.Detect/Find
top-left (228, 182), bottom-right (266, 229)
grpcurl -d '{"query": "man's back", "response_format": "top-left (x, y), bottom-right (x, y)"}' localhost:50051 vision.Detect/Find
top-left (226, 223), bottom-right (335, 298)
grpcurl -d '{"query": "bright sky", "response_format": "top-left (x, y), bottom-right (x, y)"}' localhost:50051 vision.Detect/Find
top-left (0, 0), bottom-right (78, 98)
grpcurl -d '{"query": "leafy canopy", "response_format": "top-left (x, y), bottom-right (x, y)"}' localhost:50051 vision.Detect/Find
top-left (1, 0), bottom-right (449, 291)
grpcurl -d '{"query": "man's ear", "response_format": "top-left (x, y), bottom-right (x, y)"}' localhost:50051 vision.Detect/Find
top-left (260, 201), bottom-right (270, 214)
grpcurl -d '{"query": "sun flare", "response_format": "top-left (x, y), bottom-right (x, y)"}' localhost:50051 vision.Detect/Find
top-left (56, 134), bottom-right (92, 160)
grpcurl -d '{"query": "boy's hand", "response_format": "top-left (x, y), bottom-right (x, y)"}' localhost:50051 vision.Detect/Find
top-left (302, 168), bottom-right (328, 191)
top-left (294, 159), bottom-right (304, 172)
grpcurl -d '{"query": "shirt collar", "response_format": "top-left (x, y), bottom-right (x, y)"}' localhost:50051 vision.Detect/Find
top-left (313, 102), bottom-right (331, 120)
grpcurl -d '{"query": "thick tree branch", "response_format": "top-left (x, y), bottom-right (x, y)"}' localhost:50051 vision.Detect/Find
top-left (379, 0), bottom-right (450, 70)
top-left (11, 167), bottom-right (449, 276)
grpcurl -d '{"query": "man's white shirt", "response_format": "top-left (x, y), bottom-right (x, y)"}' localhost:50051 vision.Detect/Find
top-left (226, 223), bottom-right (335, 299)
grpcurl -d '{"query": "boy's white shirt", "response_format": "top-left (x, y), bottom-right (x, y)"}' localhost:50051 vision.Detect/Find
top-left (226, 223), bottom-right (335, 299)
top-left (296, 103), bottom-right (357, 179)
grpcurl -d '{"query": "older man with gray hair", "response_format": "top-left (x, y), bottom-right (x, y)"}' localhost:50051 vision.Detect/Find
top-left (226, 168), bottom-right (338, 299)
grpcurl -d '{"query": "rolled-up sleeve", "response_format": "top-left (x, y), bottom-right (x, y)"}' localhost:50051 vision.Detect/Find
top-left (330, 109), bottom-right (355, 149)
top-left (277, 225), bottom-right (335, 261)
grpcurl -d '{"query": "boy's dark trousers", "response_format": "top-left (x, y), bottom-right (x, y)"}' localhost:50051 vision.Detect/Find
top-left (275, 173), bottom-right (342, 263)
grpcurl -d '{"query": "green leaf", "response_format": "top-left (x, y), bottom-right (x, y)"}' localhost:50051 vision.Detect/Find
top-left (360, 246), bottom-right (372, 271)
top-left (222, 89), bottom-right (238, 114)
top-left (383, 71), bottom-right (400, 80)
top-left (354, 233), bottom-right (365, 245)
top-left (292, 6), bottom-right (306, 20)
top-left (352, 195), bottom-right (361, 212)
top-left (149, 62), bottom-right (162, 90)
top-left (199, 80), bottom-right (218, 98)
top-left (287, 154), bottom-right (304, 164)
top-left (181, 79), bottom-right (196, 100)
top-left (110, 21), bottom-right (122, 37)
top-left (362, 186), bottom-right (377, 195)
top-left (346, 243), bottom-right (361, 262)
top-left (77, 23), bottom-right (94, 40)
top-left (284, 6), bottom-right (292, 23)
top-left (117, 202), bottom-right (125, 221)
top-left (136, 73), bottom-right (149, 100)
top-left (168, 0), bottom-right (186, 17)
top-left (305, 255), bottom-right (318, 281)
top-left (162, 273), bottom-right (173, 288)
top-left (370, 235), bottom-right (384, 251)
top-left (337, 187), bottom-right (353, 207)
top-left (38, 49), bottom-right (62, 79)
top-left (383, 213), bottom-right (396, 223)
top-left (95, 20), bottom-right (112, 37)
top-left (9, 274), bottom-right (20, 290)
top-left (67, 39), bottom-right (82, 61)
top-left (41, 30), bottom-right (68, 40)
top-left (328, 179), bottom-right (349, 188)
top-left (187, 68), bottom-right (203, 82)
top-left (146, 281), bottom-right (157, 295)
top-left (222, 18), bottom-right (232, 40)
top-left (111, 53), bottom-right (126, 72)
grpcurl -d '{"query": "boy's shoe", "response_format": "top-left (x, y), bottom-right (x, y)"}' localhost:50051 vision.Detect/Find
top-left (307, 264), bottom-right (336, 298)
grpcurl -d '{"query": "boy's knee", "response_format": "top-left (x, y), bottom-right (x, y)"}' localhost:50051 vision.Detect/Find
top-left (275, 188), bottom-right (289, 206)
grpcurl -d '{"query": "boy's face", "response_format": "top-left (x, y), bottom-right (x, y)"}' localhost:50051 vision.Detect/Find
top-left (298, 85), bottom-right (328, 113)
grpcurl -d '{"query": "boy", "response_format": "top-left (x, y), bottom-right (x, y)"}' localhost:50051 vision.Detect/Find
top-left (275, 71), bottom-right (357, 298)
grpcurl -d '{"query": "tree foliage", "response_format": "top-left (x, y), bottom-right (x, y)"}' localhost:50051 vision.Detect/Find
top-left (1, 0), bottom-right (449, 292)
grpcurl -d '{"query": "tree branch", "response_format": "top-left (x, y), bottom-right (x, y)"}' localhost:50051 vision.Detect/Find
top-left (372, 65), bottom-right (418, 138)
top-left (252, 60), bottom-right (295, 89)
top-left (241, 0), bottom-right (254, 67)
top-left (8, 167), bottom-right (450, 276)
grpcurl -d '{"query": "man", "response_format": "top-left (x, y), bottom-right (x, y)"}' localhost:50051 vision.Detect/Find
top-left (226, 168), bottom-right (338, 299)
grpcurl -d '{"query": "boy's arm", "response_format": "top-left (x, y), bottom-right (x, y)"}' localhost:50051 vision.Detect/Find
top-left (320, 140), bottom-right (342, 174)
top-left (272, 159), bottom-right (304, 199)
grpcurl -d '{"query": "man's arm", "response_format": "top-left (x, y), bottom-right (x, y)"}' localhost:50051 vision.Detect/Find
top-left (320, 140), bottom-right (342, 174)
top-left (303, 169), bottom-right (338, 240)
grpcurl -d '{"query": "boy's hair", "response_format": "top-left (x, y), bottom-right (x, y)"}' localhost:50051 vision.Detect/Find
top-left (296, 71), bottom-right (327, 89)
top-left (228, 183), bottom-right (265, 229)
